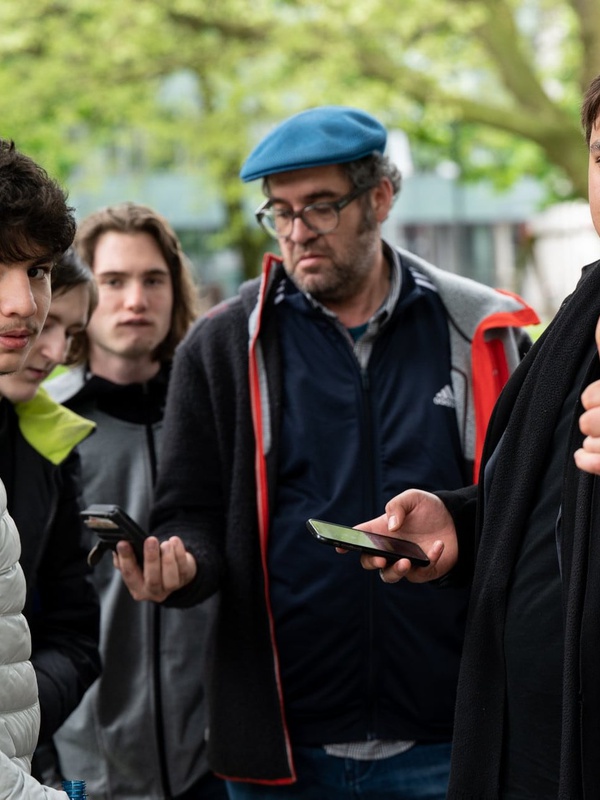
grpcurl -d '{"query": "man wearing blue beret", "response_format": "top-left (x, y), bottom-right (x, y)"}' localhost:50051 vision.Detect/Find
top-left (114, 106), bottom-right (538, 798)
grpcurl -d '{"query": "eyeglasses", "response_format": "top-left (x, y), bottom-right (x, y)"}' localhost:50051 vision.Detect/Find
top-left (255, 185), bottom-right (372, 239)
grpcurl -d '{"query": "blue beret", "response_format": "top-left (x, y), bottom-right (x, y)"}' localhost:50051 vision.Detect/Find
top-left (240, 105), bottom-right (387, 183)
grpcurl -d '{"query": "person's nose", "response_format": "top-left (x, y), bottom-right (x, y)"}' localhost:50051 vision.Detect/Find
top-left (123, 280), bottom-right (148, 312)
top-left (0, 270), bottom-right (37, 319)
top-left (287, 214), bottom-right (317, 245)
top-left (40, 328), bottom-right (68, 366)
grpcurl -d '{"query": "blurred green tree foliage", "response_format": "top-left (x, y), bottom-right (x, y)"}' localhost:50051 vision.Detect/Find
top-left (0, 0), bottom-right (596, 276)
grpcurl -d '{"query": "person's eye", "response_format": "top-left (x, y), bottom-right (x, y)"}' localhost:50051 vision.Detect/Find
top-left (312, 204), bottom-right (334, 216)
top-left (28, 265), bottom-right (51, 280)
top-left (66, 327), bottom-right (84, 339)
top-left (273, 207), bottom-right (293, 220)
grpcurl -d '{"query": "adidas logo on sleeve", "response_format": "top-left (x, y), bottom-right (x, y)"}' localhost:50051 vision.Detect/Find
top-left (433, 384), bottom-right (456, 408)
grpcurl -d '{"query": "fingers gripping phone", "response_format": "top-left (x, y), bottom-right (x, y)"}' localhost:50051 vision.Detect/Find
top-left (81, 504), bottom-right (148, 567)
top-left (306, 518), bottom-right (430, 566)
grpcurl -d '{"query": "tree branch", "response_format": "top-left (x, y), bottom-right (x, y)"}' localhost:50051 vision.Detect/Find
top-left (568, 0), bottom-right (600, 91)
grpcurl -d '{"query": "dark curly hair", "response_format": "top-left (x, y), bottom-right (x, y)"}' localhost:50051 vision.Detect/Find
top-left (0, 139), bottom-right (76, 265)
top-left (341, 153), bottom-right (402, 198)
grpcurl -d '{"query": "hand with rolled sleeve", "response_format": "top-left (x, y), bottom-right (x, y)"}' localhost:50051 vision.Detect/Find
top-left (576, 318), bottom-right (600, 474)
top-left (355, 488), bottom-right (459, 583)
top-left (113, 536), bottom-right (197, 602)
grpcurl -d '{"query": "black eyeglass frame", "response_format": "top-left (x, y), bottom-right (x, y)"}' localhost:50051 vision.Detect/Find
top-left (255, 185), bottom-right (373, 239)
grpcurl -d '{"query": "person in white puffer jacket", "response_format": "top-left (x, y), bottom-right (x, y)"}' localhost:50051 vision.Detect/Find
top-left (0, 481), bottom-right (68, 799)
top-left (0, 137), bottom-right (77, 798)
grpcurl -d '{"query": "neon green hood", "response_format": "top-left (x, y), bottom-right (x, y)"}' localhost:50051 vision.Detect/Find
top-left (14, 386), bottom-right (95, 465)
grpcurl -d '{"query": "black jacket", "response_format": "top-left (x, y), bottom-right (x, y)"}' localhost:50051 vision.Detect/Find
top-left (440, 261), bottom-right (600, 799)
top-left (0, 394), bottom-right (100, 744)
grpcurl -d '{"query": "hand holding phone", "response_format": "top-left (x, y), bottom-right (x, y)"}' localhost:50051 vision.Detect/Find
top-left (81, 504), bottom-right (148, 567)
top-left (306, 518), bottom-right (430, 566)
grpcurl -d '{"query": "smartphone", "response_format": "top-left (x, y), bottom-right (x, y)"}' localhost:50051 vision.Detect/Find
top-left (81, 503), bottom-right (148, 567)
top-left (306, 518), bottom-right (430, 566)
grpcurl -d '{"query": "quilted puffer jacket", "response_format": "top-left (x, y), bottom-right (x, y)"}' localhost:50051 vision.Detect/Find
top-left (0, 478), bottom-right (67, 798)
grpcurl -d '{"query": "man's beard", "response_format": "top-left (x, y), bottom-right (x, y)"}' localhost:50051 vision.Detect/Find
top-left (295, 209), bottom-right (380, 305)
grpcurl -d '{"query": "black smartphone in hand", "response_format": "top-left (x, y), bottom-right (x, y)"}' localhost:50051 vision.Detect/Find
top-left (81, 504), bottom-right (148, 567)
top-left (306, 518), bottom-right (430, 566)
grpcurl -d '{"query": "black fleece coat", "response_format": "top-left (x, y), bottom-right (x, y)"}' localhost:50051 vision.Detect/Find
top-left (438, 260), bottom-right (600, 799)
top-left (153, 275), bottom-right (288, 782)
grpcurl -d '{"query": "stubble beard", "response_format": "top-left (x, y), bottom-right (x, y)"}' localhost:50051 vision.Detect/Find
top-left (292, 209), bottom-right (380, 305)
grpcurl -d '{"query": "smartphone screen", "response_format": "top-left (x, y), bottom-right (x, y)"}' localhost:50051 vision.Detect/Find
top-left (306, 518), bottom-right (430, 566)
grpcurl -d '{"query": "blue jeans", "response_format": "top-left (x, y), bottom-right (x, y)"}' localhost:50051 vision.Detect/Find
top-left (225, 742), bottom-right (451, 800)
